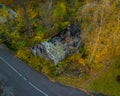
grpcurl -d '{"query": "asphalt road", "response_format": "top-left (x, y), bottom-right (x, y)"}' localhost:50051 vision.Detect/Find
top-left (0, 45), bottom-right (89, 96)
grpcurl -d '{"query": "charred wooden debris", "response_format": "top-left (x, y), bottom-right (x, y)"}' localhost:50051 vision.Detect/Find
top-left (30, 23), bottom-right (82, 66)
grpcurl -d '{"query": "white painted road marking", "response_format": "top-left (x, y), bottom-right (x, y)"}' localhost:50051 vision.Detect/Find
top-left (0, 57), bottom-right (48, 96)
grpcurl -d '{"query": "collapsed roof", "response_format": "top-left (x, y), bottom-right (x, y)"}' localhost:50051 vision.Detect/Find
top-left (31, 23), bottom-right (81, 65)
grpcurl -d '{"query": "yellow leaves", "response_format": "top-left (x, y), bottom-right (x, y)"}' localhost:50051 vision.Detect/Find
top-left (27, 8), bottom-right (37, 19)
top-left (27, 0), bottom-right (39, 18)
top-left (78, 58), bottom-right (86, 66)
top-left (55, 21), bottom-right (70, 31)
top-left (67, 54), bottom-right (87, 67)
top-left (16, 49), bottom-right (28, 61)
top-left (62, 21), bottom-right (70, 27)
top-left (9, 31), bottom-right (21, 40)
top-left (59, 2), bottom-right (66, 14)
top-left (17, 49), bottom-right (39, 65)
top-left (42, 66), bottom-right (50, 74)
top-left (0, 7), bottom-right (12, 22)
top-left (90, 63), bottom-right (103, 71)
top-left (15, 8), bottom-right (23, 22)
top-left (74, 54), bottom-right (86, 66)
top-left (33, 25), bottom-right (47, 43)
top-left (33, 35), bottom-right (43, 43)
top-left (0, 0), bottom-right (15, 5)
top-left (115, 45), bottom-right (120, 55)
top-left (52, 2), bottom-right (66, 19)
top-left (16, 48), bottom-right (53, 74)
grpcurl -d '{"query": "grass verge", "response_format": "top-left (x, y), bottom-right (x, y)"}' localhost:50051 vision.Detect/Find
top-left (87, 57), bottom-right (120, 96)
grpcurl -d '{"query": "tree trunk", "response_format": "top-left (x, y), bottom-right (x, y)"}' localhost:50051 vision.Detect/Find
top-left (22, 6), bottom-right (31, 37)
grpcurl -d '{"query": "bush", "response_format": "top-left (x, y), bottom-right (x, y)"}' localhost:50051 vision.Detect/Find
top-left (11, 40), bottom-right (27, 51)
top-left (36, 25), bottom-right (46, 35)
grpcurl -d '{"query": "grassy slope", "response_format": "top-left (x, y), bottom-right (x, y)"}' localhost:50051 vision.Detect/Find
top-left (88, 57), bottom-right (120, 96)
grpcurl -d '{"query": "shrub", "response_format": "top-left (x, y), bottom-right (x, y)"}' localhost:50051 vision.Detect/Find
top-left (11, 40), bottom-right (27, 51)
top-left (36, 25), bottom-right (46, 35)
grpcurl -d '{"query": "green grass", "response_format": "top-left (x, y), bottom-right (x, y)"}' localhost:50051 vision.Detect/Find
top-left (88, 57), bottom-right (120, 96)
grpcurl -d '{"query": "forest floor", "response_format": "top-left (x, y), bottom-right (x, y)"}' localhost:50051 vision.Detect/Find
top-left (54, 57), bottom-right (120, 96)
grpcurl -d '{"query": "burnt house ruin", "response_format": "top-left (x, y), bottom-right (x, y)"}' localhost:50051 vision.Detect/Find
top-left (31, 23), bottom-right (82, 66)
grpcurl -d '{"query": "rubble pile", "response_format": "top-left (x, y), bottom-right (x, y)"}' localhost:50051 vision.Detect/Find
top-left (31, 23), bottom-right (81, 65)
